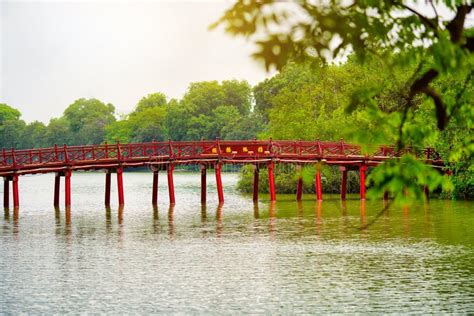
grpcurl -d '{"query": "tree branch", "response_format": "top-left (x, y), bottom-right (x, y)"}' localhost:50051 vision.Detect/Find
top-left (398, 3), bottom-right (438, 32)
top-left (446, 5), bottom-right (473, 43)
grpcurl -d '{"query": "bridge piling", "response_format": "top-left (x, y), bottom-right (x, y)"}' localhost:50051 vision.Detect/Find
top-left (152, 171), bottom-right (159, 206)
top-left (3, 177), bottom-right (10, 208)
top-left (253, 165), bottom-right (259, 202)
top-left (268, 162), bottom-right (276, 202)
top-left (360, 165), bottom-right (367, 200)
top-left (3, 177), bottom-right (9, 208)
top-left (12, 174), bottom-right (19, 208)
top-left (200, 165), bottom-right (206, 204)
top-left (54, 173), bottom-right (61, 207)
top-left (215, 163), bottom-right (224, 204)
top-left (116, 167), bottom-right (124, 206)
top-left (315, 170), bottom-right (322, 201)
top-left (340, 166), bottom-right (347, 200)
top-left (296, 177), bottom-right (303, 201)
top-left (64, 170), bottom-right (71, 207)
top-left (105, 170), bottom-right (111, 207)
top-left (167, 164), bottom-right (175, 205)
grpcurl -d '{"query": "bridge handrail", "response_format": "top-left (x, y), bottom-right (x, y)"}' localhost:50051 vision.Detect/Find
top-left (0, 140), bottom-right (441, 169)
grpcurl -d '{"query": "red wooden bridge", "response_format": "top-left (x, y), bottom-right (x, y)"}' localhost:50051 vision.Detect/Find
top-left (1, 139), bottom-right (442, 209)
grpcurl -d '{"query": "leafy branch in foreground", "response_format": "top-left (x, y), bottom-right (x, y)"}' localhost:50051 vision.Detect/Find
top-left (213, 0), bottom-right (473, 200)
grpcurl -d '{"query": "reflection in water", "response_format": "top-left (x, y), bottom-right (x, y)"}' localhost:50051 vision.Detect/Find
top-left (0, 173), bottom-right (473, 314)
top-left (118, 205), bottom-right (124, 225)
top-left (152, 206), bottom-right (159, 234)
top-left (201, 204), bottom-right (207, 222)
top-left (65, 206), bottom-right (71, 225)
top-left (105, 207), bottom-right (112, 233)
top-left (269, 202), bottom-right (276, 239)
top-left (54, 207), bottom-right (61, 225)
top-left (13, 206), bottom-right (19, 223)
top-left (403, 205), bottom-right (410, 238)
top-left (216, 203), bottom-right (223, 237)
top-left (360, 200), bottom-right (366, 226)
top-left (168, 204), bottom-right (175, 238)
top-left (4, 207), bottom-right (9, 221)
top-left (315, 201), bottom-right (322, 236)
top-left (253, 203), bottom-right (259, 219)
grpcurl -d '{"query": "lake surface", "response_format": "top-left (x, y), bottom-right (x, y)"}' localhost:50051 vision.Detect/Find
top-left (0, 171), bottom-right (473, 313)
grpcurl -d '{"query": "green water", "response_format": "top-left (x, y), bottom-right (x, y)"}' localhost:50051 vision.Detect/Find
top-left (0, 172), bottom-right (473, 313)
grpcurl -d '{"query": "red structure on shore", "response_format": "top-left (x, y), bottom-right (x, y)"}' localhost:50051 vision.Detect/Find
top-left (1, 139), bottom-right (442, 209)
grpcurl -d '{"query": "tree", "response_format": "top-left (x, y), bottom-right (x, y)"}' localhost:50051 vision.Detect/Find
top-left (44, 118), bottom-right (71, 146)
top-left (0, 103), bottom-right (25, 149)
top-left (20, 121), bottom-right (47, 149)
top-left (213, 1), bottom-right (473, 200)
top-left (64, 98), bottom-right (116, 145)
top-left (135, 93), bottom-right (167, 113)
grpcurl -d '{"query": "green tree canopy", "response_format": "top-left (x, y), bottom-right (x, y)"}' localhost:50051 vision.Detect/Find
top-left (64, 98), bottom-right (116, 145)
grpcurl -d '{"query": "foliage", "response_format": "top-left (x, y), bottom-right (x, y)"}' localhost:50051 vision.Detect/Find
top-left (64, 98), bottom-right (116, 145)
top-left (214, 0), bottom-right (474, 200)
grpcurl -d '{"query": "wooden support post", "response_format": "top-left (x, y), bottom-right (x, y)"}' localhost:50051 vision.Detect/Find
top-left (3, 177), bottom-right (9, 209)
top-left (253, 165), bottom-right (259, 202)
top-left (116, 167), bottom-right (124, 206)
top-left (12, 174), bottom-right (19, 208)
top-left (359, 165), bottom-right (367, 200)
top-left (167, 164), bottom-right (175, 205)
top-left (296, 177), bottom-right (303, 201)
top-left (383, 191), bottom-right (389, 200)
top-left (340, 166), bottom-right (347, 200)
top-left (54, 173), bottom-right (61, 207)
top-left (215, 163), bottom-right (224, 204)
top-left (152, 170), bottom-right (159, 206)
top-left (268, 162), bottom-right (276, 202)
top-left (105, 170), bottom-right (111, 207)
top-left (200, 165), bottom-right (206, 204)
top-left (64, 170), bottom-right (71, 207)
top-left (423, 185), bottom-right (429, 200)
top-left (315, 169), bottom-right (322, 201)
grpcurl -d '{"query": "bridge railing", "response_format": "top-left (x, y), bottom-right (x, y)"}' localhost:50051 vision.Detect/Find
top-left (0, 140), bottom-right (441, 170)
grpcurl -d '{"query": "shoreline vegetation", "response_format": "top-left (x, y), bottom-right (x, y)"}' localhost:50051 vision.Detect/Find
top-left (0, 58), bottom-right (472, 200)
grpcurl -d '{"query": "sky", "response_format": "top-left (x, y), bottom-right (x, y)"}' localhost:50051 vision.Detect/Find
top-left (0, 0), bottom-right (272, 123)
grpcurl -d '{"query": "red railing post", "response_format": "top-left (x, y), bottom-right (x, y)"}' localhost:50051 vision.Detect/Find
top-left (104, 141), bottom-right (109, 159)
top-left (11, 148), bottom-right (17, 168)
top-left (116, 141), bottom-right (122, 161)
top-left (54, 144), bottom-right (58, 161)
top-left (63, 144), bottom-right (69, 163)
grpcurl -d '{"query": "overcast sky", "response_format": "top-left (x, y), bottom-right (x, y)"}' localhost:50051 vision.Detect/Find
top-left (0, 0), bottom-right (271, 123)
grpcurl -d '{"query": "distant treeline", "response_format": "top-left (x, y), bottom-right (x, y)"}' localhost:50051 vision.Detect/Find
top-left (0, 79), bottom-right (263, 149)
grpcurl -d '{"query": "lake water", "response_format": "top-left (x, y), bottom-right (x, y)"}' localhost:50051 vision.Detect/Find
top-left (0, 171), bottom-right (473, 313)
